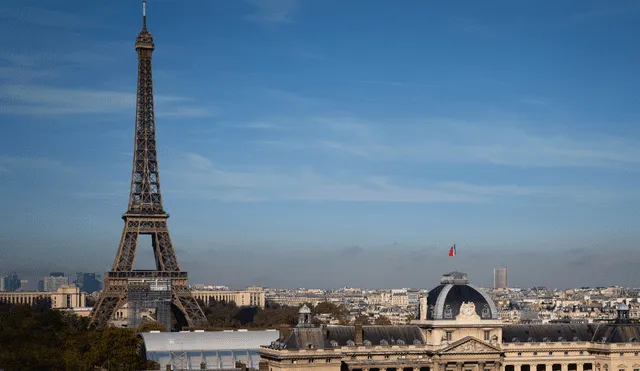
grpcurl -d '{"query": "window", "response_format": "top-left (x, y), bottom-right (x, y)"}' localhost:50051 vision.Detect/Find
top-left (620, 353), bottom-right (624, 357)
top-left (549, 352), bottom-right (553, 355)
top-left (484, 330), bottom-right (491, 341)
top-left (533, 352), bottom-right (538, 356)
top-left (325, 359), bottom-right (331, 363)
top-left (518, 352), bottom-right (522, 357)
top-left (564, 352), bottom-right (569, 356)
top-left (445, 331), bottom-right (453, 341)
top-left (482, 304), bottom-right (491, 319)
top-left (444, 305), bottom-right (453, 319)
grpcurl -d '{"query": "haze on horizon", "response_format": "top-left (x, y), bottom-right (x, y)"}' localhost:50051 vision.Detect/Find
top-left (0, 0), bottom-right (639, 290)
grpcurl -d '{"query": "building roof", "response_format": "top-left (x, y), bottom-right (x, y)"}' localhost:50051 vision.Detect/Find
top-left (427, 273), bottom-right (499, 320)
top-left (277, 325), bottom-right (426, 350)
top-left (503, 324), bottom-right (640, 343)
top-left (139, 330), bottom-right (279, 352)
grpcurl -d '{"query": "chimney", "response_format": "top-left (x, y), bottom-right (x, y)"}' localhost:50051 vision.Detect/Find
top-left (200, 361), bottom-right (206, 369)
top-left (419, 296), bottom-right (427, 321)
top-left (259, 360), bottom-right (269, 371)
top-left (355, 323), bottom-right (363, 345)
top-left (235, 361), bottom-right (247, 371)
top-left (166, 365), bottom-right (171, 371)
top-left (279, 324), bottom-right (291, 340)
top-left (320, 323), bottom-right (328, 338)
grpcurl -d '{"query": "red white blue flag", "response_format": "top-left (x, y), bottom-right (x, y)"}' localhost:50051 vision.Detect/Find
top-left (448, 244), bottom-right (456, 257)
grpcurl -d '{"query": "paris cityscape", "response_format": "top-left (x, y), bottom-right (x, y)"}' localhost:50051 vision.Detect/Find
top-left (1, 1), bottom-right (639, 370)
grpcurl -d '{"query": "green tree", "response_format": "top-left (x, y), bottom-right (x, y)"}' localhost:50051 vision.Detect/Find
top-left (137, 321), bottom-right (168, 332)
top-left (374, 315), bottom-right (392, 325)
top-left (354, 314), bottom-right (370, 325)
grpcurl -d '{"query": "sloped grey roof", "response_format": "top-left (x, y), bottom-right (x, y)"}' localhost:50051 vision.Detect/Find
top-left (139, 330), bottom-right (279, 352)
top-left (280, 325), bottom-right (426, 349)
top-left (503, 324), bottom-right (596, 343)
top-left (592, 324), bottom-right (640, 343)
top-left (503, 324), bottom-right (640, 343)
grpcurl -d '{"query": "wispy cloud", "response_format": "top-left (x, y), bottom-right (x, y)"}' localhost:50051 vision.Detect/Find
top-left (161, 152), bottom-right (635, 204)
top-left (359, 80), bottom-right (437, 89)
top-left (568, 4), bottom-right (640, 24)
top-left (0, 85), bottom-right (213, 117)
top-left (250, 116), bottom-right (640, 171)
top-left (243, 0), bottom-right (298, 25)
top-left (0, 6), bottom-right (101, 29)
top-left (0, 155), bottom-right (71, 173)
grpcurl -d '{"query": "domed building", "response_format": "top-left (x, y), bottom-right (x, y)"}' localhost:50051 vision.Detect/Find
top-left (424, 271), bottom-right (499, 321)
top-left (259, 272), bottom-right (640, 371)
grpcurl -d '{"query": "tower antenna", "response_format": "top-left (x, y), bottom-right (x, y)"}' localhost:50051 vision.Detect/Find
top-left (142, 0), bottom-right (147, 29)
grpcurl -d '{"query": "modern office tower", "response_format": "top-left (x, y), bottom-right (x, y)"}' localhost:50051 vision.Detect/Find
top-left (74, 272), bottom-right (103, 294)
top-left (38, 273), bottom-right (70, 292)
top-left (2, 272), bottom-right (21, 292)
top-left (493, 267), bottom-right (508, 289)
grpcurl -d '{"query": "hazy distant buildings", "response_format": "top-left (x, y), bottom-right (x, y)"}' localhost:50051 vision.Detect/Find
top-left (1, 272), bottom-right (21, 292)
top-left (0, 284), bottom-right (85, 308)
top-left (38, 272), bottom-right (69, 292)
top-left (494, 267), bottom-right (508, 289)
top-left (74, 272), bottom-right (102, 294)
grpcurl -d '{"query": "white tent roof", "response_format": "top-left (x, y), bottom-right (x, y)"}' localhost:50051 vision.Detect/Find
top-left (140, 330), bottom-right (279, 352)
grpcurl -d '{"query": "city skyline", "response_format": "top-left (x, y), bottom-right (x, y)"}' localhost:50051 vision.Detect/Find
top-left (0, 0), bottom-right (639, 289)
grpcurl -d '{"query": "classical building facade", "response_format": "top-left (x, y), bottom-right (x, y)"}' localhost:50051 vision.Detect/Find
top-left (259, 272), bottom-right (640, 371)
top-left (0, 284), bottom-right (86, 309)
top-left (192, 289), bottom-right (266, 309)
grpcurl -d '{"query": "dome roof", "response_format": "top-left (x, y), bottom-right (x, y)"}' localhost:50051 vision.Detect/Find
top-left (618, 301), bottom-right (629, 311)
top-left (426, 272), bottom-right (499, 320)
top-left (299, 304), bottom-right (312, 314)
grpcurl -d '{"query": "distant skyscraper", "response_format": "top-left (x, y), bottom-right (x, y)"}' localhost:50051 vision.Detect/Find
top-left (38, 273), bottom-right (69, 292)
top-left (74, 272), bottom-right (102, 294)
top-left (493, 267), bottom-right (508, 289)
top-left (2, 272), bottom-right (21, 292)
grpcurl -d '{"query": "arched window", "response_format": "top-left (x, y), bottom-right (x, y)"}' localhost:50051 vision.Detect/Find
top-left (413, 339), bottom-right (422, 345)
top-left (329, 340), bottom-right (338, 347)
top-left (346, 340), bottom-right (355, 346)
top-left (444, 305), bottom-right (453, 319)
top-left (380, 340), bottom-right (389, 346)
top-left (363, 340), bottom-right (372, 346)
top-left (397, 339), bottom-right (405, 345)
top-left (482, 304), bottom-right (491, 318)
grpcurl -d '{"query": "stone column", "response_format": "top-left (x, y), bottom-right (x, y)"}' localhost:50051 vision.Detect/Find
top-left (494, 362), bottom-right (502, 371)
top-left (479, 361), bottom-right (486, 371)
top-left (562, 364), bottom-right (568, 371)
top-left (578, 365), bottom-right (584, 371)
top-left (457, 362), bottom-right (464, 371)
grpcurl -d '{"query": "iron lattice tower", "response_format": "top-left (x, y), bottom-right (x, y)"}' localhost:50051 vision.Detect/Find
top-left (89, 1), bottom-right (206, 330)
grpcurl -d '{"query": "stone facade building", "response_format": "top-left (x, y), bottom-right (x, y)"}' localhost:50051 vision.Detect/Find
top-left (259, 272), bottom-right (640, 371)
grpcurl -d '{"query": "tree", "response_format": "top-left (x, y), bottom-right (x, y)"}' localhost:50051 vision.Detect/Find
top-left (354, 314), bottom-right (370, 325)
top-left (137, 321), bottom-right (168, 332)
top-left (374, 315), bottom-right (392, 325)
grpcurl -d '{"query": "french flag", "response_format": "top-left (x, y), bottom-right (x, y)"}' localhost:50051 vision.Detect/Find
top-left (448, 244), bottom-right (456, 257)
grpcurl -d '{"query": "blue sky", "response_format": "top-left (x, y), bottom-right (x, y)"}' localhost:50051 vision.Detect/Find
top-left (0, 0), bottom-right (639, 289)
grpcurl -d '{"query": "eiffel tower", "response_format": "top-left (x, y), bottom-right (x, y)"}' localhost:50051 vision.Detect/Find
top-left (89, 1), bottom-right (206, 330)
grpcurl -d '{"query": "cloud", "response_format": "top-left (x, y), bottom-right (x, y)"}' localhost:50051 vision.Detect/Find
top-left (0, 6), bottom-right (102, 29)
top-left (568, 4), bottom-right (640, 24)
top-left (359, 80), bottom-right (438, 89)
top-left (254, 116), bottom-right (640, 171)
top-left (0, 85), bottom-right (212, 117)
top-left (161, 152), bottom-right (636, 204)
top-left (244, 0), bottom-right (298, 24)
top-left (0, 156), bottom-right (71, 172)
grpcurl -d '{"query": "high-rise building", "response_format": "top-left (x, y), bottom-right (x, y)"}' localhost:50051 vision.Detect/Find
top-left (74, 272), bottom-right (102, 294)
top-left (38, 273), bottom-right (70, 292)
top-left (493, 267), bottom-right (508, 289)
top-left (2, 272), bottom-right (21, 292)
